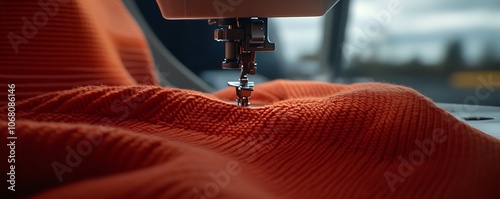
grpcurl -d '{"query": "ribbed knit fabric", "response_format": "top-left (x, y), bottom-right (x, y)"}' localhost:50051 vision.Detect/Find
top-left (0, 0), bottom-right (159, 106)
top-left (2, 0), bottom-right (500, 198)
top-left (1, 80), bottom-right (500, 199)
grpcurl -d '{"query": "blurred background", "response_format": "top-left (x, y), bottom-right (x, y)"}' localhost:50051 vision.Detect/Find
top-left (135, 0), bottom-right (500, 106)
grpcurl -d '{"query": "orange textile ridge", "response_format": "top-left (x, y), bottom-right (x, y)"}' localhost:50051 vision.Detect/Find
top-left (0, 0), bottom-right (159, 106)
top-left (1, 80), bottom-right (500, 199)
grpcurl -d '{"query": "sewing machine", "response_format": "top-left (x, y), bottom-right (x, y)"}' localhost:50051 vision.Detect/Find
top-left (136, 0), bottom-right (500, 137)
top-left (156, 0), bottom-right (340, 106)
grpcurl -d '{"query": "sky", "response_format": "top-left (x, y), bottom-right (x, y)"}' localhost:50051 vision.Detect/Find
top-left (272, 0), bottom-right (500, 67)
top-left (344, 0), bottom-right (500, 65)
top-left (272, 16), bottom-right (325, 64)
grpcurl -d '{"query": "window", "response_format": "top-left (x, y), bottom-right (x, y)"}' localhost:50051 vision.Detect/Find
top-left (340, 0), bottom-right (500, 106)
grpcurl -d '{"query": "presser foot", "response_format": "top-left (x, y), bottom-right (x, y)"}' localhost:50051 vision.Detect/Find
top-left (228, 81), bottom-right (254, 107)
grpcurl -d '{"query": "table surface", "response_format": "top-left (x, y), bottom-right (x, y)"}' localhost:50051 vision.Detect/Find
top-left (438, 103), bottom-right (500, 139)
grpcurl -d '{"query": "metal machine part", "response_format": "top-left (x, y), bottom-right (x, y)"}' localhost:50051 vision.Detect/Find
top-left (155, 0), bottom-right (339, 106)
top-left (210, 18), bottom-right (275, 106)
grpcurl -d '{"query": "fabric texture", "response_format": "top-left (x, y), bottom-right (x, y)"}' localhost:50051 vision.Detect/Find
top-left (0, 0), bottom-right (159, 106)
top-left (1, 0), bottom-right (500, 198)
top-left (1, 81), bottom-right (500, 199)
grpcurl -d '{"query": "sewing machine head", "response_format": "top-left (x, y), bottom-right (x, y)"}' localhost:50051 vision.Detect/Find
top-left (156, 0), bottom-right (339, 19)
top-left (156, 0), bottom-right (339, 106)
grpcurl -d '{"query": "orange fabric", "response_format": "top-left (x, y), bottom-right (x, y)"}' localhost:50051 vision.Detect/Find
top-left (2, 0), bottom-right (500, 198)
top-left (0, 0), bottom-right (159, 106)
top-left (1, 81), bottom-right (500, 199)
